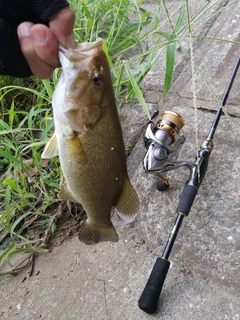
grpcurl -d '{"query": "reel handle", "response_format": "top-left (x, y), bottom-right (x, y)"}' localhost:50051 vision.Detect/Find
top-left (138, 257), bottom-right (170, 314)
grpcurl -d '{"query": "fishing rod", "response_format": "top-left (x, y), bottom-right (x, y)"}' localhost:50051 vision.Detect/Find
top-left (138, 55), bottom-right (240, 314)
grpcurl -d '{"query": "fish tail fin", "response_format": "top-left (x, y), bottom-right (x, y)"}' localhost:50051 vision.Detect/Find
top-left (115, 176), bottom-right (139, 223)
top-left (78, 221), bottom-right (118, 245)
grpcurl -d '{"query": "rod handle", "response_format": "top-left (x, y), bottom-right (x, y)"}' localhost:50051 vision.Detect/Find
top-left (176, 184), bottom-right (198, 216)
top-left (138, 257), bottom-right (170, 314)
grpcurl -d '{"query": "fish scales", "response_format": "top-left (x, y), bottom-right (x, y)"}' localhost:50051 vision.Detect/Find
top-left (42, 40), bottom-right (139, 245)
top-left (61, 110), bottom-right (125, 224)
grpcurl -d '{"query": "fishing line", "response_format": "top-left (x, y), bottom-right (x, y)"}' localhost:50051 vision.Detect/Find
top-left (186, 0), bottom-right (200, 181)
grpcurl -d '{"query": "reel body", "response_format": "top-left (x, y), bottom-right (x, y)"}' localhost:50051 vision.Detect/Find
top-left (143, 111), bottom-right (194, 190)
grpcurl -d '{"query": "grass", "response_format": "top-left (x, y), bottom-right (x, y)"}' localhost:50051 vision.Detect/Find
top-left (0, 0), bottom-right (240, 274)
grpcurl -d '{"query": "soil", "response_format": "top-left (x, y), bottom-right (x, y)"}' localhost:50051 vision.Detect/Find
top-left (0, 201), bottom-right (86, 276)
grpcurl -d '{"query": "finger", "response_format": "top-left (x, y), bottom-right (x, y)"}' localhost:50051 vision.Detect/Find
top-left (17, 22), bottom-right (56, 79)
top-left (49, 7), bottom-right (75, 49)
top-left (31, 24), bottom-right (60, 67)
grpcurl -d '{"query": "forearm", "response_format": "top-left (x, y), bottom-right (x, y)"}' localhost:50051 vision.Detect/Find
top-left (0, 0), bottom-right (70, 25)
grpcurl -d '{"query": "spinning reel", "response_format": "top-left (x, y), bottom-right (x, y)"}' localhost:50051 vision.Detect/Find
top-left (143, 110), bottom-right (195, 191)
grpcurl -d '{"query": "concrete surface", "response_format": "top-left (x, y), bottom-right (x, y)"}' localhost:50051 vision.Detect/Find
top-left (1, 0), bottom-right (240, 319)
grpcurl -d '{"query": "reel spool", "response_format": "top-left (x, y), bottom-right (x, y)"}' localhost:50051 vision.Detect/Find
top-left (154, 111), bottom-right (184, 145)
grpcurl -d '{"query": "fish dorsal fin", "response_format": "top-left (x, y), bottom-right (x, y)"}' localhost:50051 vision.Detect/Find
top-left (58, 183), bottom-right (78, 203)
top-left (41, 134), bottom-right (58, 159)
top-left (115, 177), bottom-right (139, 223)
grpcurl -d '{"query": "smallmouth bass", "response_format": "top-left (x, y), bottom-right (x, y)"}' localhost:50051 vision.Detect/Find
top-left (42, 40), bottom-right (139, 245)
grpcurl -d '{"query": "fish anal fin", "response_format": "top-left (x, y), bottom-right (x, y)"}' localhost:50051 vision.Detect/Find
top-left (58, 183), bottom-right (78, 203)
top-left (115, 177), bottom-right (139, 223)
top-left (78, 221), bottom-right (118, 245)
top-left (41, 133), bottom-right (58, 159)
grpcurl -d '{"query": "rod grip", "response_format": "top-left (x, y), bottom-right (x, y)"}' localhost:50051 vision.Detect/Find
top-left (176, 184), bottom-right (198, 216)
top-left (138, 257), bottom-right (170, 314)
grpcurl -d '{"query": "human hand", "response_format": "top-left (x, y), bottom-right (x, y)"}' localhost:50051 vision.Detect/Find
top-left (17, 6), bottom-right (75, 79)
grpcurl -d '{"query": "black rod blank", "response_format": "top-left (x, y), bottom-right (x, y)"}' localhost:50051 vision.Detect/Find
top-left (209, 55), bottom-right (240, 140)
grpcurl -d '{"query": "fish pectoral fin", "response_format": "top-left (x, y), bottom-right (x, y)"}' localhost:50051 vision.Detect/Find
top-left (115, 177), bottom-right (139, 224)
top-left (58, 183), bottom-right (79, 203)
top-left (78, 221), bottom-right (118, 245)
top-left (67, 132), bottom-right (87, 166)
top-left (41, 133), bottom-right (58, 159)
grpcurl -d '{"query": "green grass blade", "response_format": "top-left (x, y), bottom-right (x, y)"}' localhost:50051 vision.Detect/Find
top-left (163, 41), bottom-right (176, 97)
top-left (0, 149), bottom-right (30, 167)
top-left (162, 1), bottom-right (186, 98)
top-left (6, 247), bottom-right (48, 259)
top-left (41, 80), bottom-right (54, 100)
top-left (0, 86), bottom-right (51, 103)
top-left (0, 244), bottom-right (15, 264)
top-left (125, 62), bottom-right (150, 118)
top-left (174, 3), bottom-right (186, 33)
top-left (4, 179), bottom-right (20, 193)
top-left (10, 212), bottom-right (34, 239)
top-left (102, 41), bottom-right (114, 69)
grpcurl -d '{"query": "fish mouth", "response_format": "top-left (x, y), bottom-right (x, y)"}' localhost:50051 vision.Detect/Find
top-left (59, 39), bottom-right (103, 60)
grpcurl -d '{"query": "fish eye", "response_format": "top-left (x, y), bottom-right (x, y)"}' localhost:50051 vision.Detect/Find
top-left (92, 71), bottom-right (102, 85)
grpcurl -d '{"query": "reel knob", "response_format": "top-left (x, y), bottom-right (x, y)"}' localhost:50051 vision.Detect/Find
top-left (156, 179), bottom-right (170, 191)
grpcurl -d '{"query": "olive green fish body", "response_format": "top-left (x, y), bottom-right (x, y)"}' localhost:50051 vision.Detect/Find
top-left (42, 40), bottom-right (139, 245)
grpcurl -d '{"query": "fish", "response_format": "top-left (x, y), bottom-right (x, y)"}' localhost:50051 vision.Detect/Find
top-left (41, 39), bottom-right (139, 245)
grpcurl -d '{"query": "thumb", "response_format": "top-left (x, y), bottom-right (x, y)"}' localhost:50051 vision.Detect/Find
top-left (49, 7), bottom-right (75, 49)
